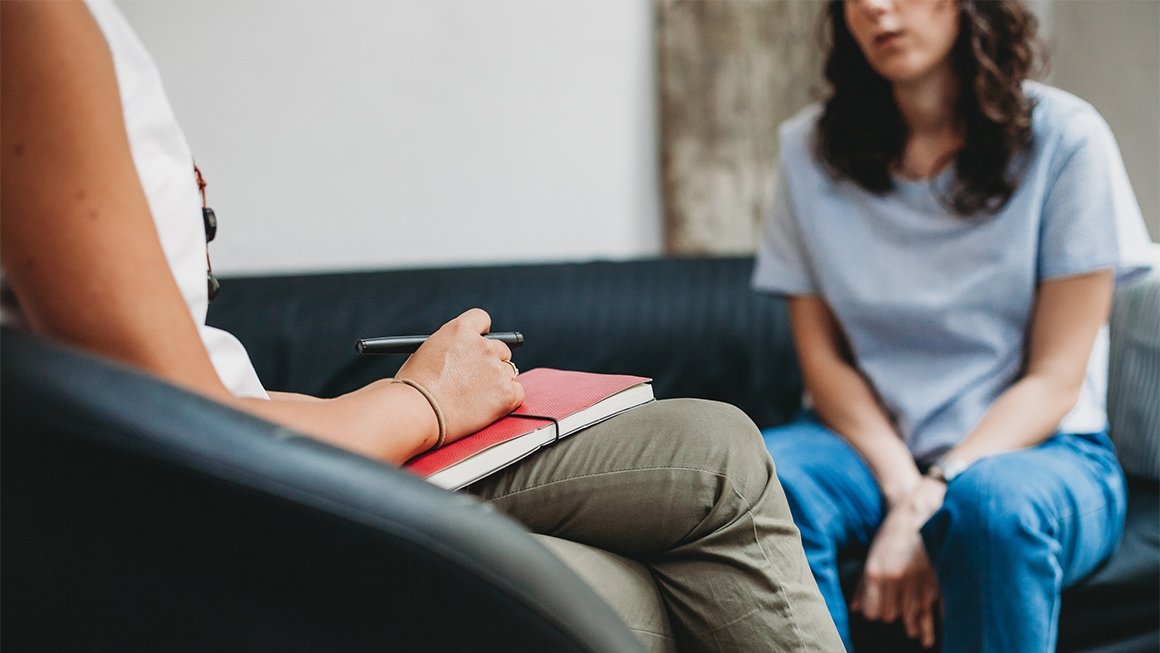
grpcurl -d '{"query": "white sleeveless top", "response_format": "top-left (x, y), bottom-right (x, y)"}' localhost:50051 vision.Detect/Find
top-left (0, 0), bottom-right (268, 400)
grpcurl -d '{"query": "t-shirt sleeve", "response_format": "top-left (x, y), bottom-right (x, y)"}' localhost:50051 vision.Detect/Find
top-left (752, 163), bottom-right (817, 295)
top-left (1038, 106), bottom-right (1154, 285)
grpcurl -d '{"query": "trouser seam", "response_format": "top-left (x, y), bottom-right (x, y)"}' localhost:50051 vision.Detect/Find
top-left (979, 465), bottom-right (994, 650)
top-left (628, 627), bottom-right (677, 640)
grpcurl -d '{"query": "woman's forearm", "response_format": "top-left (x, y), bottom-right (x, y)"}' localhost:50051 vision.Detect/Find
top-left (789, 295), bottom-right (921, 506)
top-left (236, 308), bottom-right (525, 465)
top-left (808, 360), bottom-right (923, 506)
top-left (945, 270), bottom-right (1113, 465)
top-left (237, 379), bottom-right (439, 465)
top-left (942, 372), bottom-right (1081, 464)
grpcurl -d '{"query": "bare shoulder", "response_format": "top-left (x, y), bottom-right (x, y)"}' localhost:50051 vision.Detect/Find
top-left (1, 0), bottom-right (227, 397)
top-left (2, 0), bottom-right (125, 194)
top-left (1, 0), bottom-right (115, 90)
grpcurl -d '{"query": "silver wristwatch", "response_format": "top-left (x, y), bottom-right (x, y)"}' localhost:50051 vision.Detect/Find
top-left (926, 456), bottom-right (970, 484)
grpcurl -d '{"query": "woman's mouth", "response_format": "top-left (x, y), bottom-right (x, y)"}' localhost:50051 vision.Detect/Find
top-left (874, 30), bottom-right (904, 47)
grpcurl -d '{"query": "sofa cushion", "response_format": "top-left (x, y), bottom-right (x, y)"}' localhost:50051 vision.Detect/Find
top-left (1108, 261), bottom-right (1160, 481)
top-left (204, 255), bottom-right (1154, 653)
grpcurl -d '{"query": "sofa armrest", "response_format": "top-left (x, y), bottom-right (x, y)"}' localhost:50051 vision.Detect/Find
top-left (1109, 255), bottom-right (1160, 481)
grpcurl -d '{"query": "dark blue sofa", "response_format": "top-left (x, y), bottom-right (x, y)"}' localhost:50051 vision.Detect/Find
top-left (206, 255), bottom-right (1159, 653)
top-left (4, 255), bottom-right (1154, 651)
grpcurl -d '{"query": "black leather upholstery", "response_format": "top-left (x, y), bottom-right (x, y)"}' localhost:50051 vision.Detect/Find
top-left (1, 328), bottom-right (646, 653)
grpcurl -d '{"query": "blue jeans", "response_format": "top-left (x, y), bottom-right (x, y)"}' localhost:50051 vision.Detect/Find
top-left (762, 414), bottom-right (1127, 653)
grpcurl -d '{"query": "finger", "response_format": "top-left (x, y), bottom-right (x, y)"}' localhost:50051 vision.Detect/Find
top-left (499, 357), bottom-right (519, 381)
top-left (860, 580), bottom-right (881, 620)
top-left (455, 307), bottom-right (492, 334)
top-left (901, 585), bottom-right (922, 639)
top-left (879, 583), bottom-right (900, 623)
top-left (509, 379), bottom-right (526, 407)
top-left (487, 339), bottom-right (512, 361)
top-left (849, 582), bottom-right (863, 614)
top-left (922, 581), bottom-right (940, 648)
top-left (920, 606), bottom-right (936, 648)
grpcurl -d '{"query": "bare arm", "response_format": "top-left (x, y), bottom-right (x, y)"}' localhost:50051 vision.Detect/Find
top-left (846, 270), bottom-right (1113, 644)
top-left (789, 295), bottom-right (923, 505)
top-left (791, 296), bottom-right (938, 641)
top-left (942, 269), bottom-right (1114, 464)
top-left (1, 1), bottom-right (522, 465)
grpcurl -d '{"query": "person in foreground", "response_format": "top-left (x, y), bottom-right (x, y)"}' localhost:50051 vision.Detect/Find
top-left (752, 0), bottom-right (1154, 651)
top-left (0, 2), bottom-right (844, 651)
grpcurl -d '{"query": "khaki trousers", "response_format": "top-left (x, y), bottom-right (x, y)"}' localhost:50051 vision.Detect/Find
top-left (470, 399), bottom-right (843, 652)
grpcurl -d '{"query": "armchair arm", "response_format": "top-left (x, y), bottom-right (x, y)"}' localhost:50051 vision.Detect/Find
top-left (1, 328), bottom-right (644, 653)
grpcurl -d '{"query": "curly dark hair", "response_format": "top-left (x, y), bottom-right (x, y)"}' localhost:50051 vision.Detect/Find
top-left (815, 0), bottom-right (1044, 215)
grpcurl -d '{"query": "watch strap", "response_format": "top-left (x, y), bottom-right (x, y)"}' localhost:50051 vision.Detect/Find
top-left (927, 456), bottom-right (970, 483)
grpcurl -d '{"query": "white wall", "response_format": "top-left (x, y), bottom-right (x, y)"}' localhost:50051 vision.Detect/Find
top-left (119, 0), bottom-right (661, 276)
top-left (119, 0), bottom-right (1158, 276)
top-left (1046, 0), bottom-right (1160, 241)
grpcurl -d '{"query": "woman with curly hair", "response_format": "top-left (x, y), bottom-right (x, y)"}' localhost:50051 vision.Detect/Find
top-left (753, 0), bottom-right (1153, 651)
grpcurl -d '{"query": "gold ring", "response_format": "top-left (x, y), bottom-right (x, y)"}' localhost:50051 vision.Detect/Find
top-left (506, 360), bottom-right (519, 378)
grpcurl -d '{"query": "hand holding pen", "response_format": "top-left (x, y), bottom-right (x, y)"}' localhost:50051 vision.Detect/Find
top-left (365, 310), bottom-right (525, 450)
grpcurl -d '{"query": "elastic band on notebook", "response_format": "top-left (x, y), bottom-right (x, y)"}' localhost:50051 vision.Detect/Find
top-left (392, 378), bottom-right (446, 451)
top-left (509, 413), bottom-right (562, 444)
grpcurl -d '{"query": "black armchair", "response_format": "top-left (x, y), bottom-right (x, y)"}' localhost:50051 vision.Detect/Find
top-left (0, 328), bottom-right (646, 653)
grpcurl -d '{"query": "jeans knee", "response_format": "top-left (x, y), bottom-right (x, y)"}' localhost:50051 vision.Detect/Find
top-left (924, 459), bottom-right (1052, 564)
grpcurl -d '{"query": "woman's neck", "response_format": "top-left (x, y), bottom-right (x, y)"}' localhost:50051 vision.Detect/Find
top-left (892, 64), bottom-right (962, 179)
top-left (894, 62), bottom-right (960, 134)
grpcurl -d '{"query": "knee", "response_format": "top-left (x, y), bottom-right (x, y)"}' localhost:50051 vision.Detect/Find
top-left (658, 398), bottom-right (764, 455)
top-left (924, 458), bottom-right (1052, 560)
top-left (658, 399), bottom-right (773, 506)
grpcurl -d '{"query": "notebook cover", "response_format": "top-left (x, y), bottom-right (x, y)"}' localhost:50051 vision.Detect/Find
top-left (405, 368), bottom-right (651, 477)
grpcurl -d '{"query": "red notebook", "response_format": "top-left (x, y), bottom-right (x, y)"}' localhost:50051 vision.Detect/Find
top-left (405, 368), bottom-right (654, 491)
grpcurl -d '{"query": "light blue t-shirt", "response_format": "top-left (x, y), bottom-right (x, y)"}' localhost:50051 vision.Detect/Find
top-left (752, 82), bottom-right (1154, 463)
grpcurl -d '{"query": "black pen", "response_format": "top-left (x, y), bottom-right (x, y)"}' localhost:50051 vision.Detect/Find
top-left (356, 331), bottom-right (524, 355)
